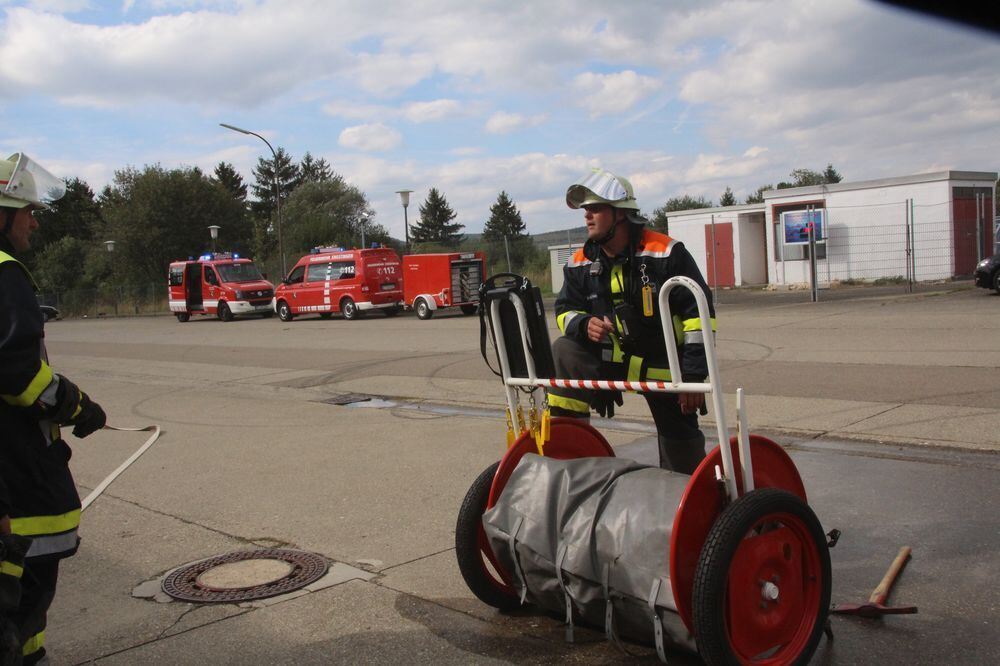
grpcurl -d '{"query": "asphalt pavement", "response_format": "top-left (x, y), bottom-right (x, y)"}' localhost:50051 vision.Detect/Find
top-left (37, 279), bottom-right (999, 664)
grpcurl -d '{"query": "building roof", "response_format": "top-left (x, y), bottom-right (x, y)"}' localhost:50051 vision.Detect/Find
top-left (665, 202), bottom-right (766, 219)
top-left (762, 170), bottom-right (998, 200)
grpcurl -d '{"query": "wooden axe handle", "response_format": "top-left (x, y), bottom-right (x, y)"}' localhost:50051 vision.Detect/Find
top-left (869, 546), bottom-right (912, 604)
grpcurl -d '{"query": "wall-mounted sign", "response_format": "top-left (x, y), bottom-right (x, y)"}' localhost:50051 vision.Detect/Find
top-left (781, 209), bottom-right (826, 245)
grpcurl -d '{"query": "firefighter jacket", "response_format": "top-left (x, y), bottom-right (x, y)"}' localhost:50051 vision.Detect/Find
top-left (554, 224), bottom-right (716, 384)
top-left (0, 243), bottom-right (81, 560)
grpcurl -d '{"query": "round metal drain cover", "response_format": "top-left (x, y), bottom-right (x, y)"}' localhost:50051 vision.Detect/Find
top-left (161, 549), bottom-right (329, 603)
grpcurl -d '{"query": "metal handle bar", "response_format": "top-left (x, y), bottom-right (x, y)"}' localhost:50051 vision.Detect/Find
top-left (488, 276), bottom-right (743, 499)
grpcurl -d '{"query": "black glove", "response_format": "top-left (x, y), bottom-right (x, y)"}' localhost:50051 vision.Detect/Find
top-left (70, 393), bottom-right (106, 438)
top-left (590, 390), bottom-right (623, 419)
top-left (46, 375), bottom-right (82, 424)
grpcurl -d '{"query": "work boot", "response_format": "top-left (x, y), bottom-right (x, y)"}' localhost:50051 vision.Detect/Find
top-left (657, 433), bottom-right (706, 474)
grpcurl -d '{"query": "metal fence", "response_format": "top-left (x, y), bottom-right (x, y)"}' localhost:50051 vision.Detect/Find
top-left (38, 283), bottom-right (167, 319)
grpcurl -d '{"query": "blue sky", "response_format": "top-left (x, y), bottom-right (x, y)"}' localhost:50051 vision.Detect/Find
top-left (1, 0), bottom-right (997, 241)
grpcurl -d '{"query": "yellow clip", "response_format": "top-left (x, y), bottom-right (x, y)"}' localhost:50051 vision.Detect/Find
top-left (642, 284), bottom-right (654, 317)
top-left (516, 405), bottom-right (527, 434)
top-left (541, 408), bottom-right (551, 442)
top-left (505, 408), bottom-right (516, 449)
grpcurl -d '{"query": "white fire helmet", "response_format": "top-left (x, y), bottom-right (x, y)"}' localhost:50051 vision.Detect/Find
top-left (566, 168), bottom-right (640, 211)
top-left (0, 153), bottom-right (66, 210)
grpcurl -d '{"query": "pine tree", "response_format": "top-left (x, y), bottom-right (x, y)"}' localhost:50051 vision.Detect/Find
top-left (300, 152), bottom-right (333, 183)
top-left (482, 191), bottom-right (526, 241)
top-left (213, 161), bottom-right (247, 202)
top-left (719, 187), bottom-right (736, 207)
top-left (745, 185), bottom-right (772, 204)
top-left (823, 164), bottom-right (843, 184)
top-left (250, 147), bottom-right (300, 220)
top-left (412, 188), bottom-right (464, 247)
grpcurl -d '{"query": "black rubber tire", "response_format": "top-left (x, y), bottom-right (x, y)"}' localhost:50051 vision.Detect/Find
top-left (341, 297), bottom-right (359, 320)
top-left (277, 301), bottom-right (294, 322)
top-left (693, 488), bottom-right (831, 666)
top-left (415, 297), bottom-right (433, 320)
top-left (460, 304), bottom-right (478, 315)
top-left (455, 462), bottom-right (520, 611)
top-left (993, 270), bottom-right (1000, 294)
top-left (176, 312), bottom-right (190, 323)
top-left (217, 301), bottom-right (234, 322)
top-left (383, 306), bottom-right (400, 317)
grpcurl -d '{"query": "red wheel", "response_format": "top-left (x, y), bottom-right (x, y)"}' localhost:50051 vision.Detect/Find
top-left (692, 488), bottom-right (831, 665)
top-left (671, 435), bottom-right (806, 632)
top-left (487, 417), bottom-right (615, 508)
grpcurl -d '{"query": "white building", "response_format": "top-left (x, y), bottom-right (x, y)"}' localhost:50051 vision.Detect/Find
top-left (664, 170), bottom-right (996, 287)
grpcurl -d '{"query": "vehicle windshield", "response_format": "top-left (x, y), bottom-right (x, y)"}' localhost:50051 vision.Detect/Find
top-left (216, 262), bottom-right (264, 283)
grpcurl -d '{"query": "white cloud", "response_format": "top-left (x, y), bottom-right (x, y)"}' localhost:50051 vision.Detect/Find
top-left (484, 111), bottom-right (546, 135)
top-left (572, 70), bottom-right (662, 117)
top-left (338, 123), bottom-right (402, 152)
top-left (322, 100), bottom-right (390, 121)
top-left (402, 99), bottom-right (463, 123)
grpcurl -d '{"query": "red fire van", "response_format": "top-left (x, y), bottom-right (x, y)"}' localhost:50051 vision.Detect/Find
top-left (168, 253), bottom-right (275, 322)
top-left (402, 252), bottom-right (486, 319)
top-left (273, 247), bottom-right (403, 321)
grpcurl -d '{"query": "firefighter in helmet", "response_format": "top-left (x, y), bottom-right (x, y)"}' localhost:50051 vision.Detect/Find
top-left (548, 168), bottom-right (716, 473)
top-left (1, 153), bottom-right (106, 665)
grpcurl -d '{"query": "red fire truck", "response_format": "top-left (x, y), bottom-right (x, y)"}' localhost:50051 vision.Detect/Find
top-left (273, 246), bottom-right (403, 321)
top-left (168, 253), bottom-right (275, 322)
top-left (402, 251), bottom-right (486, 319)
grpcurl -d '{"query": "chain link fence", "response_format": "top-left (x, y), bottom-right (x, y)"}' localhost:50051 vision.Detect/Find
top-left (38, 283), bottom-right (167, 319)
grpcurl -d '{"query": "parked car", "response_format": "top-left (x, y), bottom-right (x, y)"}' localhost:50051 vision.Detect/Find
top-left (274, 246), bottom-right (403, 321)
top-left (974, 254), bottom-right (1000, 294)
top-left (39, 305), bottom-right (60, 322)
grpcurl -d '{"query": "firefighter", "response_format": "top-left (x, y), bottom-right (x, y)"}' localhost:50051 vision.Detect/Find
top-left (548, 168), bottom-right (716, 473)
top-left (0, 153), bottom-right (106, 665)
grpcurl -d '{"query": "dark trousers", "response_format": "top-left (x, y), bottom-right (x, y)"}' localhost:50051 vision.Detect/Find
top-left (9, 558), bottom-right (58, 666)
top-left (547, 336), bottom-right (707, 474)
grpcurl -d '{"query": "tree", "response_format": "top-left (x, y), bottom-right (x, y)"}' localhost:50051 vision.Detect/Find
top-left (282, 177), bottom-right (383, 254)
top-left (648, 195), bottom-right (713, 233)
top-left (213, 161), bottom-right (247, 202)
top-left (30, 236), bottom-right (94, 295)
top-left (482, 191), bottom-right (536, 270)
top-left (299, 152), bottom-right (333, 183)
top-left (25, 178), bottom-right (102, 269)
top-left (250, 147), bottom-right (300, 259)
top-left (482, 191), bottom-right (526, 240)
top-left (777, 165), bottom-right (844, 189)
top-left (99, 165), bottom-right (251, 284)
top-left (412, 188), bottom-right (464, 248)
top-left (719, 187), bottom-right (737, 207)
top-left (745, 185), bottom-right (773, 204)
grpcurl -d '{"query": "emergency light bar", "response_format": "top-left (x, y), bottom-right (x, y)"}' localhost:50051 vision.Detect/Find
top-left (310, 246), bottom-right (345, 254)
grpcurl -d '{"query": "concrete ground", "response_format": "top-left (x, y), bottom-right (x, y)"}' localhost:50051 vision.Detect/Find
top-left (36, 280), bottom-right (999, 664)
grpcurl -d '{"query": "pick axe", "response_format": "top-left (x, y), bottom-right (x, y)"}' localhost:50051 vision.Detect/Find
top-left (832, 546), bottom-right (918, 617)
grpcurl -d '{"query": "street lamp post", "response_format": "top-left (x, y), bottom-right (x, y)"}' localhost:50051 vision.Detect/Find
top-left (395, 189), bottom-right (413, 254)
top-left (208, 225), bottom-right (221, 253)
top-left (104, 240), bottom-right (118, 316)
top-left (220, 123), bottom-right (286, 275)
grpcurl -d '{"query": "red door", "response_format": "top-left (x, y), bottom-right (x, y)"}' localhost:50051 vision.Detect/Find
top-left (705, 222), bottom-right (735, 288)
top-left (953, 187), bottom-right (995, 276)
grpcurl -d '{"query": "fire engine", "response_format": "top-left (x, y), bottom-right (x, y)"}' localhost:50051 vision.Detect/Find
top-left (167, 253), bottom-right (275, 322)
top-left (402, 251), bottom-right (486, 319)
top-left (273, 246), bottom-right (403, 321)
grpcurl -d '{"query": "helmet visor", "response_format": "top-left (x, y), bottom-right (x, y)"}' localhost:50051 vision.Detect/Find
top-left (2, 153), bottom-right (66, 208)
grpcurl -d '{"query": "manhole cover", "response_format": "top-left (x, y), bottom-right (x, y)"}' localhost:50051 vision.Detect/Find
top-left (161, 549), bottom-right (329, 603)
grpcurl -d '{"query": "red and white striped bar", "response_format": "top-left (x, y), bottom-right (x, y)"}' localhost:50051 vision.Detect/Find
top-left (505, 377), bottom-right (712, 394)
